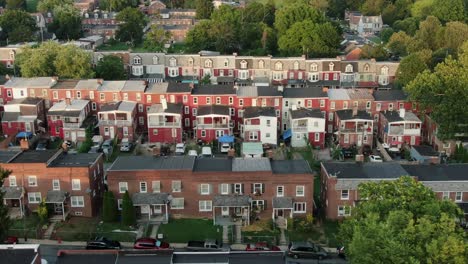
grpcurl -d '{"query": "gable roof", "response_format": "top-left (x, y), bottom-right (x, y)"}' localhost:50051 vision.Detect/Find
top-left (283, 87), bottom-right (327, 98)
top-left (290, 108), bottom-right (323, 119)
top-left (192, 84), bottom-right (236, 95)
top-left (373, 90), bottom-right (407, 101)
top-left (322, 162), bottom-right (409, 179)
top-left (402, 164), bottom-right (468, 181)
top-left (99, 101), bottom-right (136, 112)
top-left (243, 107), bottom-right (276, 119)
top-left (335, 109), bottom-right (372, 120)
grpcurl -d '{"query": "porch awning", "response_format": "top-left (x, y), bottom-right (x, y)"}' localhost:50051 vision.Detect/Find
top-left (272, 197), bottom-right (293, 209)
top-left (218, 135), bottom-right (234, 143)
top-left (46, 190), bottom-right (67, 203)
top-left (132, 192), bottom-right (169, 206)
top-left (213, 195), bottom-right (250, 207)
top-left (0, 186), bottom-right (24, 199)
top-left (282, 129), bottom-right (292, 140)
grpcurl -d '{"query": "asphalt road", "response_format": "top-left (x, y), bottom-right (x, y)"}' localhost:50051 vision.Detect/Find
top-left (41, 245), bottom-right (82, 264)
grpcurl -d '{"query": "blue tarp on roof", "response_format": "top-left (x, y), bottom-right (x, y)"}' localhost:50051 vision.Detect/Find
top-left (16, 131), bottom-right (33, 138)
top-left (218, 135), bottom-right (234, 143)
top-left (282, 129), bottom-right (292, 140)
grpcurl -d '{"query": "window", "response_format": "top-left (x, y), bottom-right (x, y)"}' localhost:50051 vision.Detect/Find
top-left (329, 62), bottom-right (334, 71)
top-left (199, 200), bottom-right (212, 212)
top-left (52, 180), bottom-right (60, 191)
top-left (315, 133), bottom-right (320, 142)
top-left (220, 183), bottom-right (230, 195)
top-left (71, 196), bottom-right (84, 207)
top-left (277, 186), bottom-right (284, 197)
top-left (228, 97), bottom-right (233, 105)
top-left (353, 101), bottom-right (358, 107)
top-left (234, 183), bottom-right (243, 194)
top-left (138, 104), bottom-right (144, 113)
top-left (28, 192), bottom-right (41, 204)
top-left (171, 198), bottom-right (184, 209)
top-left (258, 60), bottom-right (265, 69)
top-left (238, 99), bottom-right (244, 106)
top-left (206, 97), bottom-right (211, 104)
top-left (338, 206), bottom-right (351, 216)
top-left (28, 176), bottom-right (37, 187)
top-left (343, 101), bottom-right (348, 109)
top-left (9, 176), bottom-right (16, 187)
top-left (341, 190), bottom-right (349, 200)
top-left (152, 181), bottom-right (161, 193)
top-left (200, 184), bottom-right (210, 195)
top-left (172, 180), bottom-right (182, 192)
top-left (52, 91), bottom-right (58, 99)
top-left (152, 129), bottom-right (158, 135)
top-left (204, 59), bottom-right (212, 68)
top-left (119, 182), bottom-right (128, 193)
top-left (364, 64), bottom-right (370, 72)
top-left (192, 108), bottom-right (197, 116)
top-left (455, 192), bottom-right (463, 202)
top-left (240, 60), bottom-right (248, 69)
top-left (249, 131), bottom-right (258, 140)
top-left (72, 179), bottom-right (81, 190)
top-left (376, 103), bottom-right (381, 111)
top-left (266, 133), bottom-right (271, 138)
top-left (252, 200), bottom-right (265, 211)
top-left (275, 61), bottom-right (282, 71)
top-left (201, 130), bottom-right (206, 137)
top-left (443, 143), bottom-right (451, 149)
top-left (345, 64), bottom-right (353, 72)
top-left (117, 199), bottom-right (123, 210)
top-left (230, 108), bottom-right (235, 116)
top-left (388, 103), bottom-right (394, 111)
top-left (133, 56), bottom-right (141, 65)
top-left (139, 117), bottom-right (144, 125)
top-left (100, 93), bottom-right (105, 101)
top-left (193, 97), bottom-right (198, 104)
top-left (185, 118), bottom-right (190, 127)
top-left (140, 182), bottom-right (147, 193)
top-left (442, 192), bottom-right (450, 200)
top-left (293, 202), bottom-right (306, 213)
top-left (366, 101), bottom-right (371, 109)
top-left (296, 186), bottom-right (304, 197)
top-left (344, 134), bottom-right (349, 144)
top-left (381, 66), bottom-right (389, 75)
top-left (310, 63), bottom-right (318, 72)
top-left (252, 183), bottom-right (264, 194)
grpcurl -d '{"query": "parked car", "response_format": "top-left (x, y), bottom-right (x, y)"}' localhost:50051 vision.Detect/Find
top-left (2, 236), bottom-right (18, 244)
top-left (102, 139), bottom-right (113, 155)
top-left (120, 138), bottom-right (133, 152)
top-left (201, 146), bottom-right (213, 157)
top-left (188, 150), bottom-right (198, 157)
top-left (341, 148), bottom-right (355, 159)
top-left (186, 239), bottom-right (228, 251)
top-left (246, 242), bottom-right (281, 251)
top-left (133, 238), bottom-right (170, 250)
top-left (175, 143), bottom-right (186, 155)
top-left (369, 155), bottom-right (383, 162)
top-left (86, 237), bottom-right (121, 250)
top-left (337, 246), bottom-right (345, 259)
top-left (220, 143), bottom-right (230, 153)
top-left (287, 241), bottom-right (328, 260)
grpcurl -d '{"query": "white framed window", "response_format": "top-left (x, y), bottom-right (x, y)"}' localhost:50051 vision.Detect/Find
top-left (328, 112), bottom-right (334, 122)
top-left (140, 182), bottom-right (147, 193)
top-left (133, 56), bottom-right (141, 65)
top-left (343, 101), bottom-right (348, 109)
top-left (293, 202), bottom-right (306, 213)
top-left (229, 97), bottom-right (233, 105)
top-left (199, 200), bottom-right (212, 212)
top-left (341, 190), bottom-right (349, 200)
top-left (251, 200), bottom-right (265, 211)
top-left (252, 183), bottom-right (264, 194)
top-left (376, 103), bottom-right (381, 111)
top-left (192, 108), bottom-right (197, 116)
top-left (296, 186), bottom-right (304, 197)
top-left (9, 176), bottom-right (16, 187)
top-left (344, 134), bottom-right (349, 144)
top-left (53, 91), bottom-right (58, 99)
top-left (193, 97), bottom-right (198, 104)
top-left (171, 197), bottom-right (184, 209)
top-left (306, 100), bottom-right (312, 108)
top-left (200, 184), bottom-right (210, 195)
top-left (139, 116), bottom-right (145, 125)
top-left (234, 183), bottom-right (243, 194)
top-left (185, 118), bottom-right (190, 127)
top-left (442, 191), bottom-right (450, 200)
top-left (338, 206), bottom-right (351, 216)
top-left (310, 63), bottom-right (318, 71)
top-left (206, 97), bottom-right (211, 104)
top-left (353, 101), bottom-right (358, 108)
top-left (117, 199), bottom-right (123, 210)
top-left (138, 104), bottom-right (144, 113)
top-left (28, 176), bottom-right (37, 187)
top-left (119, 182), bottom-right (128, 193)
top-left (52, 179), bottom-right (60, 191)
top-left (183, 95), bottom-right (188, 103)
top-left (455, 192), bottom-right (463, 202)
top-left (172, 180), bottom-right (182, 192)
top-left (152, 129), bottom-right (158, 135)
top-left (388, 103), bottom-right (394, 111)
top-left (220, 183), bottom-right (230, 195)
top-left (71, 196), bottom-right (85, 207)
top-left (72, 179), bottom-right (81, 190)
top-left (443, 143), bottom-right (451, 149)
top-left (100, 93), bottom-right (105, 101)
top-left (366, 101), bottom-right (371, 109)
top-left (315, 133), bottom-right (320, 142)
top-left (76, 91), bottom-right (81, 99)
top-left (277, 186), bottom-right (284, 197)
top-left (330, 101), bottom-right (335, 109)
top-left (152, 181), bottom-right (161, 193)
top-left (215, 97), bottom-right (221, 105)
top-left (183, 105), bottom-right (189, 115)
top-left (28, 192), bottom-right (41, 204)
top-left (249, 131), bottom-right (258, 140)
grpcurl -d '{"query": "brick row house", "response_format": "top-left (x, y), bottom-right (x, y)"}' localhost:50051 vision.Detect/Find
top-left (0, 150), bottom-right (104, 219)
top-left (1, 97), bottom-right (46, 136)
top-left (241, 107), bottom-right (277, 146)
top-left (334, 109), bottom-right (374, 149)
top-left (147, 102), bottom-right (183, 144)
top-left (107, 156), bottom-right (313, 225)
top-left (321, 162), bottom-right (468, 220)
top-left (98, 101), bottom-right (137, 141)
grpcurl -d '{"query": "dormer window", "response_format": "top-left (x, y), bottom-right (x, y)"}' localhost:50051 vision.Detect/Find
top-left (240, 60), bottom-right (247, 69)
top-left (364, 64), bottom-right (370, 72)
top-left (275, 61), bottom-right (283, 71)
top-left (188, 57), bottom-right (194, 66)
top-left (310, 63), bottom-right (318, 72)
top-left (381, 66), bottom-right (389, 75)
top-left (94, 13), bottom-right (99, 19)
top-left (293, 61), bottom-right (299, 70)
top-left (345, 64), bottom-right (353, 73)
top-left (204, 59), bottom-right (212, 68)
top-left (258, 60), bottom-right (264, 69)
top-left (169, 57), bottom-right (177, 67)
top-left (224, 59), bottom-right (229, 67)
top-left (85, 13), bottom-right (89, 18)
top-left (133, 56), bottom-right (141, 65)
top-left (329, 62), bottom-right (334, 71)
top-left (153, 55), bottom-right (159, 64)
top-left (103, 13), bottom-right (108, 19)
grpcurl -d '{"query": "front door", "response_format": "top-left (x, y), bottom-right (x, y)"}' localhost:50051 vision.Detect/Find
top-left (54, 203), bottom-right (63, 214)
top-left (357, 134), bottom-right (363, 147)
top-left (141, 205), bottom-right (150, 214)
top-left (221, 207), bottom-right (229, 216)
top-left (277, 209), bottom-right (284, 217)
top-left (153, 205), bottom-right (162, 214)
top-left (71, 132), bottom-right (77, 142)
top-left (110, 127), bottom-right (115, 139)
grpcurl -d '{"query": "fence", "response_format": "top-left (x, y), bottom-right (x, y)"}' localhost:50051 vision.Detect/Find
top-left (52, 230), bottom-right (137, 242)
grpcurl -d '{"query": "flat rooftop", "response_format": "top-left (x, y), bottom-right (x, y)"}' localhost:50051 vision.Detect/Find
top-left (0, 151), bottom-right (21, 163)
top-left (108, 156), bottom-right (196, 171)
top-left (9, 150), bottom-right (58, 163)
top-left (49, 153), bottom-right (102, 167)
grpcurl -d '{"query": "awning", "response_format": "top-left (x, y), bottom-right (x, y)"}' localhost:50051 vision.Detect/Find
top-left (132, 192), bottom-right (169, 205)
top-left (16, 131), bottom-right (33, 138)
top-left (218, 135), bottom-right (234, 143)
top-left (272, 197), bottom-right (293, 209)
top-left (213, 195), bottom-right (250, 207)
top-left (282, 129), bottom-right (292, 140)
top-left (46, 190), bottom-right (67, 203)
top-left (0, 186), bottom-right (24, 200)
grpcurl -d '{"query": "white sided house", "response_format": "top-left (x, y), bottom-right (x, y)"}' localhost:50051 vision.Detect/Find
top-left (241, 107), bottom-right (277, 146)
top-left (289, 108), bottom-right (326, 148)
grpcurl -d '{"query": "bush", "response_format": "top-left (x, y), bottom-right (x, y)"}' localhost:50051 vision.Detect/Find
top-left (102, 191), bottom-right (117, 223)
top-left (78, 126), bottom-right (93, 153)
top-left (121, 191), bottom-right (136, 226)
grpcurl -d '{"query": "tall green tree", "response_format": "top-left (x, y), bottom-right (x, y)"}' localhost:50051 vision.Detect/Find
top-left (414, 16), bottom-right (442, 51)
top-left (431, 0), bottom-right (466, 23)
top-left (274, 2), bottom-right (325, 36)
top-left (339, 177), bottom-right (466, 264)
top-left (54, 45), bottom-right (94, 79)
top-left (0, 9), bottom-right (37, 43)
top-left (0, 167), bottom-right (12, 243)
top-left (185, 20), bottom-right (215, 53)
top-left (49, 4), bottom-right (82, 40)
top-left (95, 55), bottom-right (127, 80)
top-left (393, 17), bottom-right (420, 36)
top-left (37, 0), bottom-right (72, 12)
top-left (396, 52), bottom-right (430, 87)
top-left (195, 0), bottom-right (213, 19)
top-left (121, 191), bottom-right (135, 226)
top-left (116, 7), bottom-right (146, 45)
top-left (100, 0), bottom-right (138, 12)
top-left (6, 0), bottom-right (25, 9)
top-left (387, 31), bottom-right (412, 56)
top-left (102, 191), bottom-right (117, 223)
top-left (37, 200), bottom-right (48, 223)
top-left (360, 44), bottom-right (389, 61)
top-left (439, 22), bottom-right (468, 51)
top-left (411, 0), bottom-right (435, 19)
top-left (144, 24), bottom-right (172, 52)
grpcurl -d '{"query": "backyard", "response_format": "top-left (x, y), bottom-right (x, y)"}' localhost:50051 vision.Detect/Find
top-left (241, 219), bottom-right (280, 245)
top-left (8, 214), bottom-right (42, 239)
top-left (287, 219), bottom-right (341, 247)
top-left (158, 218), bottom-right (222, 243)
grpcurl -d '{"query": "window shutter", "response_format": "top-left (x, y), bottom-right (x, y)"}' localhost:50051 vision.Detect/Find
top-left (218, 184), bottom-right (222, 194)
top-left (263, 200), bottom-right (267, 210)
top-left (241, 184), bottom-right (244, 194)
top-left (251, 184), bottom-right (254, 194)
top-left (261, 184), bottom-right (265, 194)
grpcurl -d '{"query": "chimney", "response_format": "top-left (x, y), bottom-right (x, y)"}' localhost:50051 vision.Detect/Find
top-left (352, 107), bottom-right (358, 117)
top-left (233, 52), bottom-right (238, 56)
top-left (144, 80), bottom-right (148, 86)
top-left (399, 108), bottom-right (405, 118)
top-left (277, 85), bottom-right (283, 92)
top-left (20, 139), bottom-right (29, 150)
top-left (322, 87), bottom-right (328, 93)
top-left (5, 74), bottom-right (10, 80)
top-left (65, 98), bottom-right (71, 105)
top-left (97, 79), bottom-right (103, 85)
top-left (51, 76), bottom-right (59, 81)
top-left (161, 98), bottom-right (167, 110)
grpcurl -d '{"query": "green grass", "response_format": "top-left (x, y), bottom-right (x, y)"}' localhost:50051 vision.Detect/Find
top-left (26, 0), bottom-right (38, 12)
top-left (96, 222), bottom-right (137, 242)
top-left (287, 229), bottom-right (322, 243)
top-left (242, 229), bottom-right (279, 244)
top-left (97, 42), bottom-right (131, 51)
top-left (8, 214), bottom-right (41, 239)
top-left (158, 219), bottom-right (222, 243)
top-left (323, 220), bottom-right (340, 247)
top-left (369, 36), bottom-right (382, 44)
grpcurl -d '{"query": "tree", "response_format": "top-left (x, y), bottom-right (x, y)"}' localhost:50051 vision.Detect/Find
top-left (393, 17), bottom-right (419, 36)
top-left (37, 200), bottom-right (48, 223)
top-left (360, 44), bottom-right (389, 61)
top-left (414, 16), bottom-right (442, 51)
top-left (195, 0), bottom-right (213, 19)
top-left (37, 0), bottom-right (72, 12)
top-left (49, 4), bottom-right (82, 40)
top-left (6, 0), bottom-right (25, 9)
top-left (405, 56), bottom-right (468, 140)
top-left (54, 45), bottom-right (94, 79)
top-left (95, 55), bottom-right (127, 80)
top-left (121, 191), bottom-right (135, 226)
top-left (0, 167), bottom-right (12, 243)
top-left (440, 22), bottom-right (468, 51)
top-left (309, 0), bottom-right (328, 13)
top-left (116, 7), bottom-right (146, 45)
top-left (100, 0), bottom-right (138, 12)
top-left (0, 9), bottom-right (37, 43)
top-left (387, 31), bottom-right (412, 56)
top-left (411, 0), bottom-right (434, 19)
top-left (339, 177), bottom-right (466, 263)
top-left (360, 0), bottom-right (385, 15)
top-left (102, 191), bottom-right (117, 222)
top-left (144, 25), bottom-right (171, 52)
top-left (431, 0), bottom-right (466, 23)
top-left (395, 52), bottom-right (429, 87)
top-left (185, 20), bottom-right (215, 53)
top-left (274, 3), bottom-right (326, 36)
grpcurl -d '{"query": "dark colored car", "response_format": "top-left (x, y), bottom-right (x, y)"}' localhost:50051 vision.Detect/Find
top-left (86, 237), bottom-right (121, 250)
top-left (246, 242), bottom-right (281, 251)
top-left (341, 148), bottom-right (355, 158)
top-left (133, 238), bottom-right (170, 250)
top-left (287, 241), bottom-right (328, 260)
top-left (2, 236), bottom-right (18, 244)
top-left (337, 246), bottom-right (345, 258)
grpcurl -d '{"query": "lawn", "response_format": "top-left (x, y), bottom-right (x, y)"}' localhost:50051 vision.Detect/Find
top-left (97, 42), bottom-right (131, 51)
top-left (96, 221), bottom-right (138, 242)
top-left (8, 214), bottom-right (41, 239)
top-left (158, 219), bottom-right (222, 243)
top-left (286, 219), bottom-right (341, 247)
top-left (54, 217), bottom-right (98, 241)
top-left (241, 219), bottom-right (280, 244)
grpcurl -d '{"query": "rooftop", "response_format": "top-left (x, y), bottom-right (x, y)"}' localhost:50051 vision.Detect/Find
top-left (322, 162), bottom-right (409, 179)
top-left (373, 90), bottom-right (407, 101)
top-left (99, 101), bottom-right (136, 112)
top-left (232, 158), bottom-right (271, 172)
top-left (403, 164), bottom-right (468, 181)
top-left (49, 152), bottom-right (102, 167)
top-left (108, 156), bottom-right (196, 171)
top-left (148, 103), bottom-right (183, 115)
top-left (193, 158), bottom-right (232, 172)
top-left (146, 82), bottom-right (168, 94)
top-left (243, 107), bottom-right (276, 119)
top-left (4, 77), bottom-right (56, 88)
top-left (53, 80), bottom-right (80, 90)
top-left (411, 145), bottom-right (439, 157)
top-left (271, 160), bottom-right (313, 174)
top-left (167, 82), bottom-right (192, 93)
top-left (283, 87), bottom-right (327, 98)
top-left (0, 151), bottom-right (20, 163)
top-left (8, 97), bottom-right (43, 105)
top-left (335, 109), bottom-right (372, 120)
top-left (8, 150), bottom-right (58, 164)
top-left (99, 81), bottom-right (126, 92)
top-left (0, 244), bottom-right (40, 264)
top-left (197, 105), bottom-right (230, 116)
top-left (290, 108), bottom-right (323, 119)
top-left (327, 89), bottom-right (350, 100)
top-left (122, 80), bottom-right (147, 92)
top-left (48, 99), bottom-right (89, 113)
top-left (347, 89), bottom-right (374, 100)
top-left (192, 84), bottom-right (235, 95)
top-left (75, 79), bottom-right (102, 90)
top-left (382, 110), bottom-right (421, 123)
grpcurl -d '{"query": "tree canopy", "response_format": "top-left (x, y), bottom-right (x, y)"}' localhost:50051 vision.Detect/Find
top-left (49, 4), bottom-right (82, 40)
top-left (100, 0), bottom-right (138, 12)
top-left (121, 191), bottom-right (136, 226)
top-left (37, 0), bottom-right (72, 12)
top-left (116, 7), bottom-right (147, 45)
top-left (195, 0), bottom-right (213, 19)
top-left (0, 9), bottom-right (37, 43)
top-left (144, 24), bottom-right (172, 52)
top-left (6, 0), bottom-right (25, 9)
top-left (339, 176), bottom-right (467, 264)
top-left (95, 55), bottom-right (127, 80)
top-left (102, 191), bottom-right (117, 223)
top-left (395, 52), bottom-right (429, 87)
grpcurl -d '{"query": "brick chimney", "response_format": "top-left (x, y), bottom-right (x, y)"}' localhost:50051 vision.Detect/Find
top-left (19, 139), bottom-right (29, 150)
top-left (97, 79), bottom-right (103, 85)
top-left (65, 98), bottom-right (71, 105)
top-left (322, 87), bottom-right (328, 93)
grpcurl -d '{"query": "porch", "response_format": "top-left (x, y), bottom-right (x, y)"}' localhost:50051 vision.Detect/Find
top-left (1, 186), bottom-right (25, 219)
top-left (45, 190), bottom-right (69, 222)
top-left (272, 197), bottom-right (294, 229)
top-left (132, 192), bottom-right (170, 224)
top-left (213, 195), bottom-right (251, 226)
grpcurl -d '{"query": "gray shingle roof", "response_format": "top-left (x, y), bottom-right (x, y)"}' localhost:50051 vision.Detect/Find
top-left (411, 145), bottom-right (439, 157)
top-left (335, 109), bottom-right (372, 120)
top-left (49, 153), bottom-right (102, 167)
top-left (283, 88), bottom-right (327, 98)
top-left (213, 195), bottom-right (250, 207)
top-left (193, 158), bottom-right (232, 172)
top-left (10, 150), bottom-right (58, 163)
top-left (46, 190), bottom-right (67, 203)
top-left (382, 110), bottom-right (421, 123)
top-left (272, 197), bottom-right (293, 209)
top-left (192, 84), bottom-right (235, 95)
top-left (167, 82), bottom-right (192, 93)
top-left (373, 90), bottom-right (407, 101)
top-left (257, 86), bottom-right (282, 97)
top-left (290, 108), bottom-right (323, 119)
top-left (1, 112), bottom-right (20, 122)
top-left (0, 151), bottom-right (20, 163)
top-left (243, 107), bottom-right (276, 119)
top-left (108, 156), bottom-right (196, 171)
top-left (271, 160), bottom-right (313, 174)
top-left (8, 97), bottom-right (43, 105)
top-left (197, 105), bottom-right (230, 116)
top-left (132, 193), bottom-right (169, 205)
top-left (148, 103), bottom-right (183, 115)
top-left (322, 162), bottom-right (409, 179)
top-left (403, 164), bottom-right (468, 181)
top-left (0, 186), bottom-right (24, 199)
top-left (232, 158), bottom-right (271, 172)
